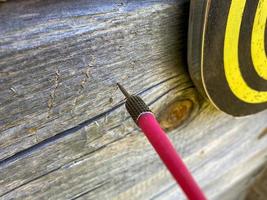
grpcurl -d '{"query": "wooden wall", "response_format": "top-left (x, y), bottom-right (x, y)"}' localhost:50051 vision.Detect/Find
top-left (0, 0), bottom-right (267, 199)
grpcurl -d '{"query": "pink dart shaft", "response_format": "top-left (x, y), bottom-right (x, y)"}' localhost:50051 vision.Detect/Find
top-left (137, 112), bottom-right (207, 200)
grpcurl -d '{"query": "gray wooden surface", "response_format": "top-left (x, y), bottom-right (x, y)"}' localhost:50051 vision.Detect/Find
top-left (245, 165), bottom-right (267, 200)
top-left (0, 0), bottom-right (267, 199)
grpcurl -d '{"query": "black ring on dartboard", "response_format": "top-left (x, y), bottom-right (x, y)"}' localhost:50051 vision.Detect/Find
top-left (202, 0), bottom-right (267, 116)
top-left (265, 20), bottom-right (267, 55)
top-left (239, 0), bottom-right (267, 91)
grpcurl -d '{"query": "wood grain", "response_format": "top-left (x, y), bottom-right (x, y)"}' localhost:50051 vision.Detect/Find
top-left (0, 0), bottom-right (188, 160)
top-left (0, 0), bottom-right (267, 199)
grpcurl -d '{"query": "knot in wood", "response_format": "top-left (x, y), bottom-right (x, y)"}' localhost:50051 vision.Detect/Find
top-left (158, 99), bottom-right (193, 131)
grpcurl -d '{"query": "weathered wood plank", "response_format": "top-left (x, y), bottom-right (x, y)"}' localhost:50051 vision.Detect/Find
top-left (1, 0), bottom-right (267, 200)
top-left (1, 100), bottom-right (267, 199)
top-left (245, 166), bottom-right (267, 200)
top-left (0, 78), bottom-right (196, 196)
top-left (0, 0), bottom-right (188, 160)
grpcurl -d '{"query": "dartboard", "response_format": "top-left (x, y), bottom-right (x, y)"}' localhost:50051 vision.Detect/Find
top-left (188, 0), bottom-right (267, 116)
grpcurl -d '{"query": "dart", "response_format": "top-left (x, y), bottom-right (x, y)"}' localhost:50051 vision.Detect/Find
top-left (117, 83), bottom-right (207, 200)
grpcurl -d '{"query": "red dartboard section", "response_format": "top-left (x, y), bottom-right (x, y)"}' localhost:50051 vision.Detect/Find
top-left (188, 0), bottom-right (267, 116)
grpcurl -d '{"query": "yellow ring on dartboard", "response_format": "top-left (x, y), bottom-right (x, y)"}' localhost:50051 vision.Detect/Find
top-left (251, 0), bottom-right (267, 80)
top-left (224, 0), bottom-right (267, 103)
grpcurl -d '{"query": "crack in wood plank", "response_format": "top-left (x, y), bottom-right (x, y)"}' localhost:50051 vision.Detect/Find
top-left (47, 69), bottom-right (60, 118)
top-left (0, 76), bottom-right (183, 166)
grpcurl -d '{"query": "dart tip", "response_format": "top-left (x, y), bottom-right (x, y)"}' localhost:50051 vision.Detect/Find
top-left (117, 83), bottom-right (131, 98)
